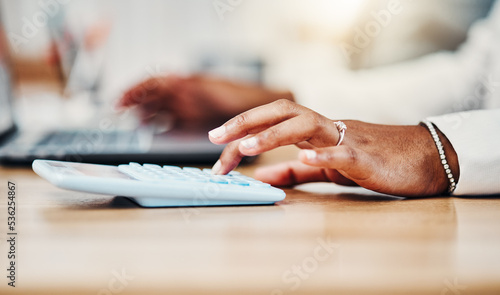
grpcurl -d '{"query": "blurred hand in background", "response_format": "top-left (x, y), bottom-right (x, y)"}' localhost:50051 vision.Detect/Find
top-left (117, 74), bottom-right (294, 126)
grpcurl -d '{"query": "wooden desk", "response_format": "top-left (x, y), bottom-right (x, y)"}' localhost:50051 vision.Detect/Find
top-left (1, 146), bottom-right (499, 295)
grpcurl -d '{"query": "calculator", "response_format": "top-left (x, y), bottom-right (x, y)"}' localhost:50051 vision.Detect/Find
top-left (32, 160), bottom-right (286, 207)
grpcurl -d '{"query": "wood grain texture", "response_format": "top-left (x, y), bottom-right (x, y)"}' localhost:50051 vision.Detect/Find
top-left (1, 146), bottom-right (499, 295)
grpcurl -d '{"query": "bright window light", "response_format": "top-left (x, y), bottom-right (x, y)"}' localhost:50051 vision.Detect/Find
top-left (298, 0), bottom-right (366, 36)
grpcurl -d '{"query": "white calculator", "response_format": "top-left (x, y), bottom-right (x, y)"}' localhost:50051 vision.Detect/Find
top-left (32, 159), bottom-right (286, 207)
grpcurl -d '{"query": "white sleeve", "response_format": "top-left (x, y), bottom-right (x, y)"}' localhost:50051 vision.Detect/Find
top-left (426, 109), bottom-right (500, 195)
top-left (290, 3), bottom-right (498, 124)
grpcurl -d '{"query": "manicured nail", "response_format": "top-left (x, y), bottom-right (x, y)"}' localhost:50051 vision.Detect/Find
top-left (303, 149), bottom-right (317, 160)
top-left (211, 160), bottom-right (222, 175)
top-left (241, 137), bottom-right (258, 149)
top-left (208, 125), bottom-right (226, 139)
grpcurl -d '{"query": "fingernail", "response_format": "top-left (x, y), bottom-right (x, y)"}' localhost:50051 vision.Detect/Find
top-left (241, 137), bottom-right (258, 149)
top-left (211, 160), bottom-right (222, 175)
top-left (208, 125), bottom-right (226, 139)
top-left (303, 149), bottom-right (317, 160)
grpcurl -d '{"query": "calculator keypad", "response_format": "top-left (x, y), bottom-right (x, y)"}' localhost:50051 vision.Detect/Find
top-left (118, 162), bottom-right (270, 187)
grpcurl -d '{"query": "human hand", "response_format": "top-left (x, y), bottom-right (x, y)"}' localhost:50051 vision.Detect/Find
top-left (208, 100), bottom-right (460, 197)
top-left (117, 74), bottom-right (294, 125)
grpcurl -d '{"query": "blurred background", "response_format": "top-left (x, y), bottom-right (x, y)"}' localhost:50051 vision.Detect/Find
top-left (0, 0), bottom-right (496, 127)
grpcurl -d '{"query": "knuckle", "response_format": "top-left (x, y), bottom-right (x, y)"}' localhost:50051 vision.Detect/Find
top-left (265, 127), bottom-right (280, 141)
top-left (313, 112), bottom-right (324, 126)
top-left (233, 113), bottom-right (248, 128)
top-left (275, 98), bottom-right (291, 106)
top-left (304, 112), bottom-right (323, 132)
top-left (274, 98), bottom-right (293, 112)
top-left (307, 111), bottom-right (322, 124)
top-left (344, 147), bottom-right (358, 166)
top-left (262, 126), bottom-right (288, 148)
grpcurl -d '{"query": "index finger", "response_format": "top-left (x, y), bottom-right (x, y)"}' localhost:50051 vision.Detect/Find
top-left (208, 99), bottom-right (304, 144)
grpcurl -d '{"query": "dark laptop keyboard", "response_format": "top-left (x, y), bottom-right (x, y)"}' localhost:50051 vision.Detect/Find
top-left (31, 130), bottom-right (142, 155)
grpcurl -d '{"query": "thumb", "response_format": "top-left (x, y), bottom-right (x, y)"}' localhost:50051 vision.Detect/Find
top-left (254, 160), bottom-right (329, 186)
top-left (298, 146), bottom-right (373, 181)
top-left (254, 160), bottom-right (358, 187)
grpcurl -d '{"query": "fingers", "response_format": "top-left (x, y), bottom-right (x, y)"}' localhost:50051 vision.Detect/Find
top-left (211, 140), bottom-right (246, 175)
top-left (253, 160), bottom-right (358, 187)
top-left (117, 75), bottom-right (180, 108)
top-left (209, 99), bottom-right (343, 175)
top-left (118, 78), bottom-right (157, 108)
top-left (133, 94), bottom-right (165, 120)
top-left (209, 100), bottom-right (338, 155)
top-left (212, 111), bottom-right (337, 159)
top-left (212, 113), bottom-right (331, 174)
top-left (208, 99), bottom-right (304, 144)
top-left (298, 146), bottom-right (373, 182)
top-left (295, 141), bottom-right (315, 149)
top-left (253, 161), bottom-right (330, 186)
top-left (240, 114), bottom-right (326, 156)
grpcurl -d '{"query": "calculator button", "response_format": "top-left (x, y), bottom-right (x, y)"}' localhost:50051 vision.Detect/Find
top-left (183, 167), bottom-right (201, 172)
top-left (232, 176), bottom-right (252, 182)
top-left (191, 177), bottom-right (209, 183)
top-left (119, 164), bottom-right (274, 189)
top-left (166, 175), bottom-right (188, 181)
top-left (249, 181), bottom-right (271, 187)
top-left (163, 165), bottom-right (182, 171)
top-left (229, 179), bottom-right (250, 186)
top-left (209, 176), bottom-right (229, 184)
top-left (162, 168), bottom-right (182, 174)
top-left (144, 164), bottom-right (162, 170)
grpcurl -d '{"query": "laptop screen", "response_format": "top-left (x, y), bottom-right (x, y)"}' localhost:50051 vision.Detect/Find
top-left (0, 23), bottom-right (15, 136)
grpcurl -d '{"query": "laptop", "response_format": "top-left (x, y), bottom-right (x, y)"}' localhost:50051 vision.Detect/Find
top-left (0, 20), bottom-right (224, 166)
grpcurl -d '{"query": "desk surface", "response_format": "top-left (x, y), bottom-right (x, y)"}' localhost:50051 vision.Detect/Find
top-left (0, 146), bottom-right (499, 295)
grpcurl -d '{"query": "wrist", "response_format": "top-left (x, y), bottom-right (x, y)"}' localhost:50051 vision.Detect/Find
top-left (420, 122), bottom-right (460, 195)
top-left (436, 126), bottom-right (460, 193)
